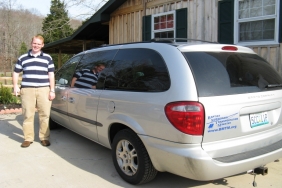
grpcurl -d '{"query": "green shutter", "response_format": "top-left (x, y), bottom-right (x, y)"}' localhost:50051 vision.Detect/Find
top-left (279, 0), bottom-right (282, 43)
top-left (218, 0), bottom-right (234, 44)
top-left (142, 15), bottom-right (152, 41)
top-left (176, 8), bottom-right (187, 41)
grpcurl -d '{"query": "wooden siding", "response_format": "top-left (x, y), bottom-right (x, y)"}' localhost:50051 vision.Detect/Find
top-left (109, 0), bottom-right (219, 43)
top-left (109, 0), bottom-right (281, 75)
top-left (251, 45), bottom-right (282, 75)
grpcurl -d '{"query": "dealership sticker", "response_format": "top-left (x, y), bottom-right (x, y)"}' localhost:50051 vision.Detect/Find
top-left (206, 113), bottom-right (238, 133)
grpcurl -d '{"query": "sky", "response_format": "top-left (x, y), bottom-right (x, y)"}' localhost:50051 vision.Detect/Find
top-left (19, 0), bottom-right (103, 20)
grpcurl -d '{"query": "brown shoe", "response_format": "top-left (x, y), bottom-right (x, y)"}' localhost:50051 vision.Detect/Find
top-left (21, 141), bottom-right (33, 148)
top-left (41, 140), bottom-right (51, 147)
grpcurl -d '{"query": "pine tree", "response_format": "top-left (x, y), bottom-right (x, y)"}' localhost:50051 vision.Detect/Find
top-left (42, 0), bottom-right (73, 44)
top-left (42, 0), bottom-right (74, 68)
top-left (19, 42), bottom-right (28, 55)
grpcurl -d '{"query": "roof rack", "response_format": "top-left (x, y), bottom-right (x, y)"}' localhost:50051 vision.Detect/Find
top-left (95, 38), bottom-right (218, 49)
top-left (97, 41), bottom-right (149, 48)
top-left (150, 38), bottom-right (218, 44)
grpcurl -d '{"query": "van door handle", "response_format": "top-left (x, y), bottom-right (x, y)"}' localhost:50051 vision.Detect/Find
top-left (69, 97), bottom-right (75, 103)
top-left (61, 95), bottom-right (67, 101)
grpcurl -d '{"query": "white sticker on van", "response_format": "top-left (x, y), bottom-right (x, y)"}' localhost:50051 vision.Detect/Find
top-left (206, 113), bottom-right (238, 133)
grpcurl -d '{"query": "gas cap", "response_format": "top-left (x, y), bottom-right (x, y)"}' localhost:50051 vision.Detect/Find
top-left (107, 101), bottom-right (115, 113)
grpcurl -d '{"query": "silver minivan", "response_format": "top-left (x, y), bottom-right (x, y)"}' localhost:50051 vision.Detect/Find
top-left (50, 40), bottom-right (282, 185)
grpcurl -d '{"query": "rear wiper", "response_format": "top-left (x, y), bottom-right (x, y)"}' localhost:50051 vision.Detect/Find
top-left (265, 84), bottom-right (282, 88)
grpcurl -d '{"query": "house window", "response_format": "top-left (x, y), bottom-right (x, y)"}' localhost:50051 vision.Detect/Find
top-left (143, 8), bottom-right (187, 41)
top-left (234, 0), bottom-right (280, 45)
top-left (152, 11), bottom-right (175, 39)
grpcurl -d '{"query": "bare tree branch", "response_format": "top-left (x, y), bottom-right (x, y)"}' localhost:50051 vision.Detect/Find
top-left (63, 0), bottom-right (108, 19)
top-left (0, 0), bottom-right (43, 72)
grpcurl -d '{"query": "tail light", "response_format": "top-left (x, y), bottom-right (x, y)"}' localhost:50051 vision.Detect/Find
top-left (222, 46), bottom-right (238, 51)
top-left (165, 101), bottom-right (205, 135)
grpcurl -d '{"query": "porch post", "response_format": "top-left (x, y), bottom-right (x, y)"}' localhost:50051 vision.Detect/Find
top-left (83, 41), bottom-right (86, 51)
top-left (58, 48), bottom-right (62, 68)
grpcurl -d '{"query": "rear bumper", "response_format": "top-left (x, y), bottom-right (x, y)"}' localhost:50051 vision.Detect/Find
top-left (139, 135), bottom-right (282, 181)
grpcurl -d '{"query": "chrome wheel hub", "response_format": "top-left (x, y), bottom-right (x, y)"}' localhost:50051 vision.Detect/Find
top-left (116, 139), bottom-right (138, 176)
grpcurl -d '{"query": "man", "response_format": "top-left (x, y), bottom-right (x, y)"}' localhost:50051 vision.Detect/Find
top-left (71, 63), bottom-right (105, 89)
top-left (13, 34), bottom-right (55, 148)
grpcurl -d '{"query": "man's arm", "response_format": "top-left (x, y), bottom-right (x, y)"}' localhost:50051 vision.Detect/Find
top-left (71, 70), bottom-right (83, 87)
top-left (48, 72), bottom-right (55, 90)
top-left (71, 77), bottom-right (77, 87)
top-left (12, 72), bottom-right (20, 96)
top-left (48, 72), bottom-right (55, 100)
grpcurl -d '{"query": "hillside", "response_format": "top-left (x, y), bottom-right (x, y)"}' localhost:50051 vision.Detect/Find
top-left (0, 7), bottom-right (82, 72)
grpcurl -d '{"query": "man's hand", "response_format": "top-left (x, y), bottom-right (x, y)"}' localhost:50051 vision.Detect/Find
top-left (49, 92), bottom-right (55, 101)
top-left (13, 85), bottom-right (20, 96)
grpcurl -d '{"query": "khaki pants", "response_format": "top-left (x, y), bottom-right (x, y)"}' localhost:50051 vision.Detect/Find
top-left (20, 87), bottom-right (52, 142)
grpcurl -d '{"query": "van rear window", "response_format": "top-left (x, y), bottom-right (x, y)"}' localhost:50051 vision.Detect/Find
top-left (183, 52), bottom-right (282, 97)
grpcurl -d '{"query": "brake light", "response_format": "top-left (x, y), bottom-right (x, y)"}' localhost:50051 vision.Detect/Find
top-left (222, 46), bottom-right (238, 51)
top-left (165, 102), bottom-right (205, 135)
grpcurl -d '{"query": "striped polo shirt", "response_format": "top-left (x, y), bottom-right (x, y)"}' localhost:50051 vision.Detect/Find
top-left (74, 69), bottom-right (99, 88)
top-left (14, 50), bottom-right (55, 87)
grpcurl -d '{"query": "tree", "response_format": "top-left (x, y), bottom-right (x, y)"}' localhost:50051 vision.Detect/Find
top-left (42, 0), bottom-right (73, 44)
top-left (42, 0), bottom-right (74, 68)
top-left (65, 0), bottom-right (108, 20)
top-left (0, 0), bottom-right (107, 71)
top-left (19, 42), bottom-right (27, 55)
top-left (0, 0), bottom-right (43, 72)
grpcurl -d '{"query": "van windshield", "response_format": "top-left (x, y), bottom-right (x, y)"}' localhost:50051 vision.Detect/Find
top-left (183, 52), bottom-right (282, 97)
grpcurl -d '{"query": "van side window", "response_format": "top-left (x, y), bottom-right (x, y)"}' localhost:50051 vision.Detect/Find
top-left (102, 48), bottom-right (170, 92)
top-left (55, 55), bottom-right (82, 86)
top-left (72, 50), bottom-right (118, 89)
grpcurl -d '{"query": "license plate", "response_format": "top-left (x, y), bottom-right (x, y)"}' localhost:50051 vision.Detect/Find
top-left (249, 112), bottom-right (269, 128)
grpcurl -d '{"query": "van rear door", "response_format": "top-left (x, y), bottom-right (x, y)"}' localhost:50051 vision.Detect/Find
top-left (183, 51), bottom-right (282, 158)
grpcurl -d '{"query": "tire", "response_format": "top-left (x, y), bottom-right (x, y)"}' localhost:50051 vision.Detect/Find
top-left (112, 129), bottom-right (158, 185)
top-left (49, 117), bottom-right (59, 130)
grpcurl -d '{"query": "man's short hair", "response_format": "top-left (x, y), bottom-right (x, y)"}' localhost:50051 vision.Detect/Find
top-left (32, 34), bottom-right (44, 43)
top-left (93, 63), bottom-right (106, 69)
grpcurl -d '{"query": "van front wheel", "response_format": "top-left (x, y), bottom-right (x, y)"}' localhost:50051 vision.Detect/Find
top-left (112, 129), bottom-right (157, 185)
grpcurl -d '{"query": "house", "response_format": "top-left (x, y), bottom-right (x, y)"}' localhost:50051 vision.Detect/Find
top-left (43, 0), bottom-right (282, 75)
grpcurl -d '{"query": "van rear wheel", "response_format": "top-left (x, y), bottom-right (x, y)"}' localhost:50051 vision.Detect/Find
top-left (112, 129), bottom-right (157, 185)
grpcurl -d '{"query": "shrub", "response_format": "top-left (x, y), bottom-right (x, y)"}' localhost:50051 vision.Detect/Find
top-left (0, 84), bottom-right (20, 104)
